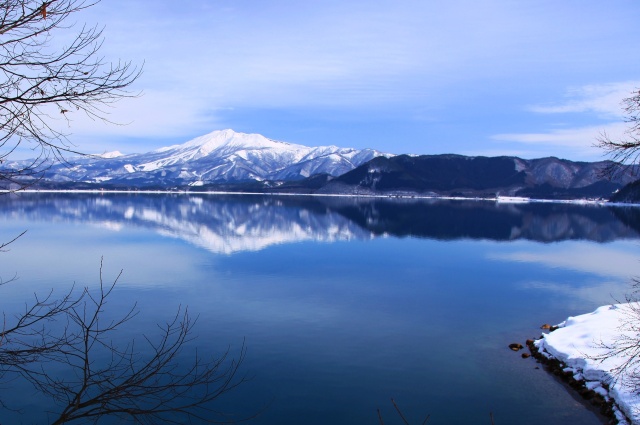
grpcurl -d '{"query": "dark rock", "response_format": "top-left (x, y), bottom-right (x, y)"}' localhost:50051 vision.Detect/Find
top-left (579, 388), bottom-right (593, 399)
top-left (509, 343), bottom-right (524, 351)
top-left (525, 333), bottom-right (626, 424)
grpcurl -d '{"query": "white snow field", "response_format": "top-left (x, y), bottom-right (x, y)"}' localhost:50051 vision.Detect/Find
top-left (535, 304), bottom-right (640, 424)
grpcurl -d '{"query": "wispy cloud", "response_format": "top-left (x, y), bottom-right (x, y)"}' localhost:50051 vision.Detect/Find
top-left (85, 2), bottom-right (640, 119)
top-left (31, 0), bottom-right (640, 159)
top-left (490, 81), bottom-right (639, 158)
top-left (528, 81), bottom-right (640, 118)
top-left (492, 122), bottom-right (628, 148)
top-left (461, 148), bottom-right (548, 159)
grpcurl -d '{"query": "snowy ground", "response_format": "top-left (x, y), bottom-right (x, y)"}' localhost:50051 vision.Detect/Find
top-left (535, 304), bottom-right (640, 424)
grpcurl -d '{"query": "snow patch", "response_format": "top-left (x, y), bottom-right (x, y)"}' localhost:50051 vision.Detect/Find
top-left (535, 304), bottom-right (640, 424)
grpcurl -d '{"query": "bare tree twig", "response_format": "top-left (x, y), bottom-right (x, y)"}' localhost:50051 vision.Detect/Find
top-left (0, 0), bottom-right (141, 190)
top-left (0, 229), bottom-right (26, 251)
top-left (391, 398), bottom-right (411, 425)
top-left (0, 258), bottom-right (248, 424)
top-left (596, 88), bottom-right (640, 178)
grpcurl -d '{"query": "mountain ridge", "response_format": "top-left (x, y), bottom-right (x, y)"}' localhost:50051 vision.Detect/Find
top-left (319, 154), bottom-right (636, 199)
top-left (3, 129), bottom-right (638, 200)
top-left (5, 129), bottom-right (391, 187)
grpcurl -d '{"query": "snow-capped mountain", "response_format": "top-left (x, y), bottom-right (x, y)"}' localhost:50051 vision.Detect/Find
top-left (21, 129), bottom-right (391, 186)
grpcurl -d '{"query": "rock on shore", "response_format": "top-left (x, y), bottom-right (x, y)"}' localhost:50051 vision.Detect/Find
top-left (535, 304), bottom-right (640, 424)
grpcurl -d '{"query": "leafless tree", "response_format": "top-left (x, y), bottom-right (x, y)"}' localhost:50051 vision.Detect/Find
top-left (590, 281), bottom-right (640, 396)
top-left (0, 3), bottom-right (250, 422)
top-left (0, 0), bottom-right (140, 187)
top-left (596, 89), bottom-right (640, 177)
top-left (0, 260), bottom-right (247, 424)
top-left (592, 87), bottom-right (640, 407)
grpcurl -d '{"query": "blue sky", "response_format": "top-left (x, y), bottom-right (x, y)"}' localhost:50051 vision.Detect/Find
top-left (56, 0), bottom-right (640, 160)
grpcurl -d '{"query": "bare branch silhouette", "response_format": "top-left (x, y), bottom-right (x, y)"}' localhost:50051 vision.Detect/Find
top-left (0, 0), bottom-right (141, 188)
top-left (596, 89), bottom-right (640, 178)
top-left (0, 259), bottom-right (247, 424)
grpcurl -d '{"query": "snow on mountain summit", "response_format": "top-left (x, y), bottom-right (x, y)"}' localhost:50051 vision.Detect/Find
top-left (21, 129), bottom-right (391, 186)
top-left (133, 129), bottom-right (390, 180)
top-left (140, 129), bottom-right (312, 172)
top-left (185, 129), bottom-right (302, 151)
top-left (96, 151), bottom-right (124, 159)
top-left (160, 129), bottom-right (302, 154)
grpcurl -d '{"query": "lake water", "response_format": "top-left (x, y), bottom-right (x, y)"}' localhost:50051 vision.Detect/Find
top-left (1, 193), bottom-right (639, 424)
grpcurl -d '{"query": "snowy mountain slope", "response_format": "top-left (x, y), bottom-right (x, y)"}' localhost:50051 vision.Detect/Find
top-left (20, 129), bottom-right (391, 186)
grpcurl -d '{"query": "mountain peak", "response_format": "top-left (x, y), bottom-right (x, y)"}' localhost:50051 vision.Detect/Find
top-left (153, 129), bottom-right (306, 160)
top-left (96, 151), bottom-right (124, 159)
top-left (17, 129), bottom-right (392, 186)
top-left (185, 129), bottom-right (296, 149)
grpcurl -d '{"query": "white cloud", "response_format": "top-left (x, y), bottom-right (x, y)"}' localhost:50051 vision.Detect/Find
top-left (462, 148), bottom-right (555, 159)
top-left (84, 1), bottom-right (640, 114)
top-left (65, 90), bottom-right (218, 138)
top-left (489, 122), bottom-right (630, 159)
top-left (488, 81), bottom-right (640, 160)
top-left (529, 81), bottom-right (640, 118)
top-left (11, 0), bottom-right (639, 158)
top-left (492, 122), bottom-right (628, 148)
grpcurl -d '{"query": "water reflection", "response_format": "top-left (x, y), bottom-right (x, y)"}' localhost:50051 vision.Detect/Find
top-left (490, 243), bottom-right (640, 279)
top-left (0, 193), bottom-right (638, 424)
top-left (0, 193), bottom-right (637, 254)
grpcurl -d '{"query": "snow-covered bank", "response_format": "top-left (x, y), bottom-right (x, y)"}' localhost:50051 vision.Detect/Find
top-left (535, 304), bottom-right (640, 424)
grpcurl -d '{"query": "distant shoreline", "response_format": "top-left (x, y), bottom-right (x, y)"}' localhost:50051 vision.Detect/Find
top-left (4, 189), bottom-right (640, 207)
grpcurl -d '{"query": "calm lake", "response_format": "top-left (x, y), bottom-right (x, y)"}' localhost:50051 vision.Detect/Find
top-left (1, 193), bottom-right (639, 424)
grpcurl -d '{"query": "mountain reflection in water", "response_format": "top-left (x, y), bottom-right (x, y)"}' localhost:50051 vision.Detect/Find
top-left (0, 193), bottom-right (638, 254)
top-left (1, 192), bottom-right (639, 425)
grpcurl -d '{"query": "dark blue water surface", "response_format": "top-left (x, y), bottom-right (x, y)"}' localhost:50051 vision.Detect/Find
top-left (1, 194), bottom-right (639, 424)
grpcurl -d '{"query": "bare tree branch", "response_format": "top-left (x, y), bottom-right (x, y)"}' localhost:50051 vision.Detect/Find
top-left (590, 286), bottom-right (640, 393)
top-left (0, 3), bottom-right (249, 423)
top-left (596, 89), bottom-right (640, 178)
top-left (0, 259), bottom-right (248, 424)
top-left (376, 398), bottom-right (431, 425)
top-left (0, 0), bottom-right (141, 188)
top-left (0, 228), bottom-right (26, 251)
